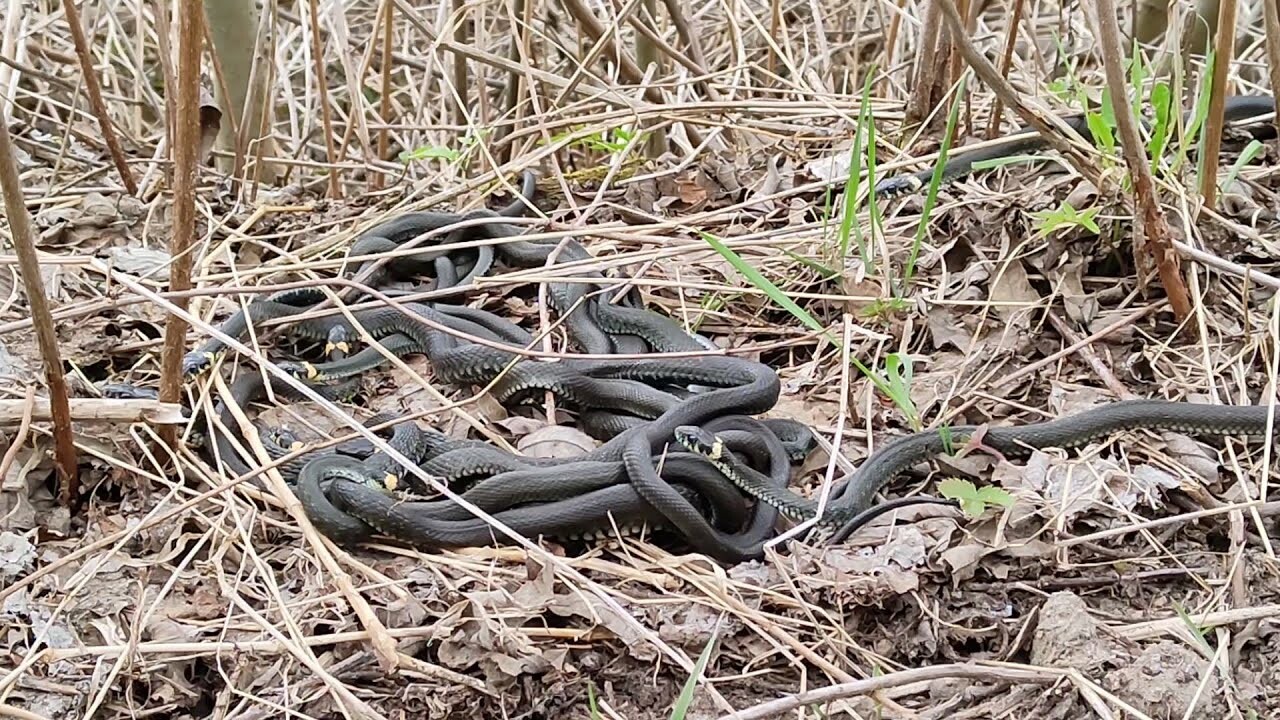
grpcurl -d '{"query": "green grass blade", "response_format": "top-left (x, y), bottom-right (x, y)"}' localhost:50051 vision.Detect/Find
top-left (904, 73), bottom-right (968, 288)
top-left (669, 622), bottom-right (721, 720)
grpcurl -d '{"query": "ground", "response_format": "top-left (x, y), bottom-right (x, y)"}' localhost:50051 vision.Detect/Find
top-left (2, 1), bottom-right (1280, 719)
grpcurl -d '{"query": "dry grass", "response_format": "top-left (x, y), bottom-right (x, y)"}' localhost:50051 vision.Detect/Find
top-left (2, 0), bottom-right (1280, 718)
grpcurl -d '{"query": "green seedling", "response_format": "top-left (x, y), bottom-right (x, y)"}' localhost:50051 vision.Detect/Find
top-left (398, 145), bottom-right (461, 163)
top-left (879, 352), bottom-right (921, 430)
top-left (1031, 200), bottom-right (1101, 237)
top-left (938, 478), bottom-right (1015, 517)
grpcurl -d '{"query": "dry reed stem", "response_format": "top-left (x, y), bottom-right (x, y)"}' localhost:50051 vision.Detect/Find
top-left (0, 99), bottom-right (77, 501)
top-left (157, 0), bottom-right (203, 450)
top-left (1198, 0), bottom-right (1240, 208)
top-left (1090, 0), bottom-right (1194, 322)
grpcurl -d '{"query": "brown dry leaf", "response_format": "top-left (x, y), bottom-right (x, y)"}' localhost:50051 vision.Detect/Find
top-left (987, 257), bottom-right (1040, 334)
top-left (621, 176), bottom-right (662, 215)
top-left (1, 444), bottom-right (53, 532)
top-left (102, 246), bottom-right (173, 282)
top-left (0, 338), bottom-right (32, 378)
top-left (1158, 432), bottom-right (1221, 484)
top-left (768, 392), bottom-right (839, 434)
top-left (656, 601), bottom-right (731, 651)
top-left (0, 532), bottom-right (36, 582)
top-left (1056, 255), bottom-right (1097, 325)
top-left (198, 85), bottom-right (221, 163)
top-left (1011, 449), bottom-right (1179, 527)
top-left (926, 306), bottom-right (979, 352)
top-left (741, 153), bottom-right (791, 213)
top-left (547, 592), bottom-right (657, 661)
top-left (797, 526), bottom-right (929, 599)
top-left (516, 424), bottom-right (596, 459)
top-left (436, 572), bottom-right (567, 688)
top-left (803, 145), bottom-right (853, 184)
top-left (655, 167), bottom-right (718, 212)
top-left (938, 542), bottom-right (998, 581)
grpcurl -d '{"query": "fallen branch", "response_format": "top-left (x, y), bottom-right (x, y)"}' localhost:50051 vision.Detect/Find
top-left (0, 399), bottom-right (186, 425)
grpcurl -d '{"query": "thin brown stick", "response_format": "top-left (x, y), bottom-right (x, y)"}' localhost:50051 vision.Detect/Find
top-left (451, 0), bottom-right (468, 127)
top-left (905, 0), bottom-right (944, 128)
top-left (1045, 312), bottom-right (1134, 399)
top-left (985, 0), bottom-right (1026, 140)
top-left (1091, 0), bottom-right (1194, 323)
top-left (151, 0), bottom-right (177, 180)
top-left (373, 0), bottom-right (393, 190)
top-left (157, 0), bottom-right (203, 450)
top-left (1197, 0), bottom-right (1239, 208)
top-left (306, 0), bottom-right (340, 198)
top-left (59, 0), bottom-right (137, 195)
top-left (0, 117), bottom-right (78, 501)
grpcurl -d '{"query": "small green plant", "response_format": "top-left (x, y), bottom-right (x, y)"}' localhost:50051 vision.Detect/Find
top-left (581, 126), bottom-right (644, 155)
top-left (938, 478), bottom-right (1015, 517)
top-left (1172, 602), bottom-right (1216, 655)
top-left (1222, 139), bottom-right (1266, 190)
top-left (548, 125), bottom-right (646, 160)
top-left (858, 296), bottom-right (911, 321)
top-left (879, 352), bottom-right (921, 430)
top-left (1030, 200), bottom-right (1101, 237)
top-left (1146, 80), bottom-right (1175, 167)
top-left (697, 231), bottom-right (917, 423)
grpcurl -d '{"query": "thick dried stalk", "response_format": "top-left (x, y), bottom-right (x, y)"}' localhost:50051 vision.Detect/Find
top-left (1197, 0), bottom-right (1239, 208)
top-left (452, 0), bottom-right (468, 126)
top-left (0, 117), bottom-right (78, 500)
top-left (373, 0), bottom-right (393, 189)
top-left (985, 0), bottom-right (1027, 139)
top-left (157, 0), bottom-right (204, 448)
top-left (1263, 0), bottom-right (1280, 124)
top-left (905, 0), bottom-right (945, 128)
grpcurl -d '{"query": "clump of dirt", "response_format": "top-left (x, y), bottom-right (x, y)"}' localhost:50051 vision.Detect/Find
top-left (1031, 592), bottom-right (1224, 717)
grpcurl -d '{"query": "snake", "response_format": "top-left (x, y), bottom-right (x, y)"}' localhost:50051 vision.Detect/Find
top-left (169, 169), bottom-right (819, 559)
top-left (675, 400), bottom-right (1280, 542)
top-left (313, 415), bottom-right (791, 562)
top-left (874, 94), bottom-right (1278, 197)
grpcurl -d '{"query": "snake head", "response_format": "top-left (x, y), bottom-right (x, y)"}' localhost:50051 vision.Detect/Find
top-left (673, 425), bottom-right (724, 461)
top-left (182, 351), bottom-right (216, 377)
top-left (279, 361), bottom-right (321, 381)
top-left (873, 175), bottom-right (923, 198)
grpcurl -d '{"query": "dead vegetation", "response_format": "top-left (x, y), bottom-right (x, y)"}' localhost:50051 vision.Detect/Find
top-left (2, 0), bottom-right (1280, 718)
